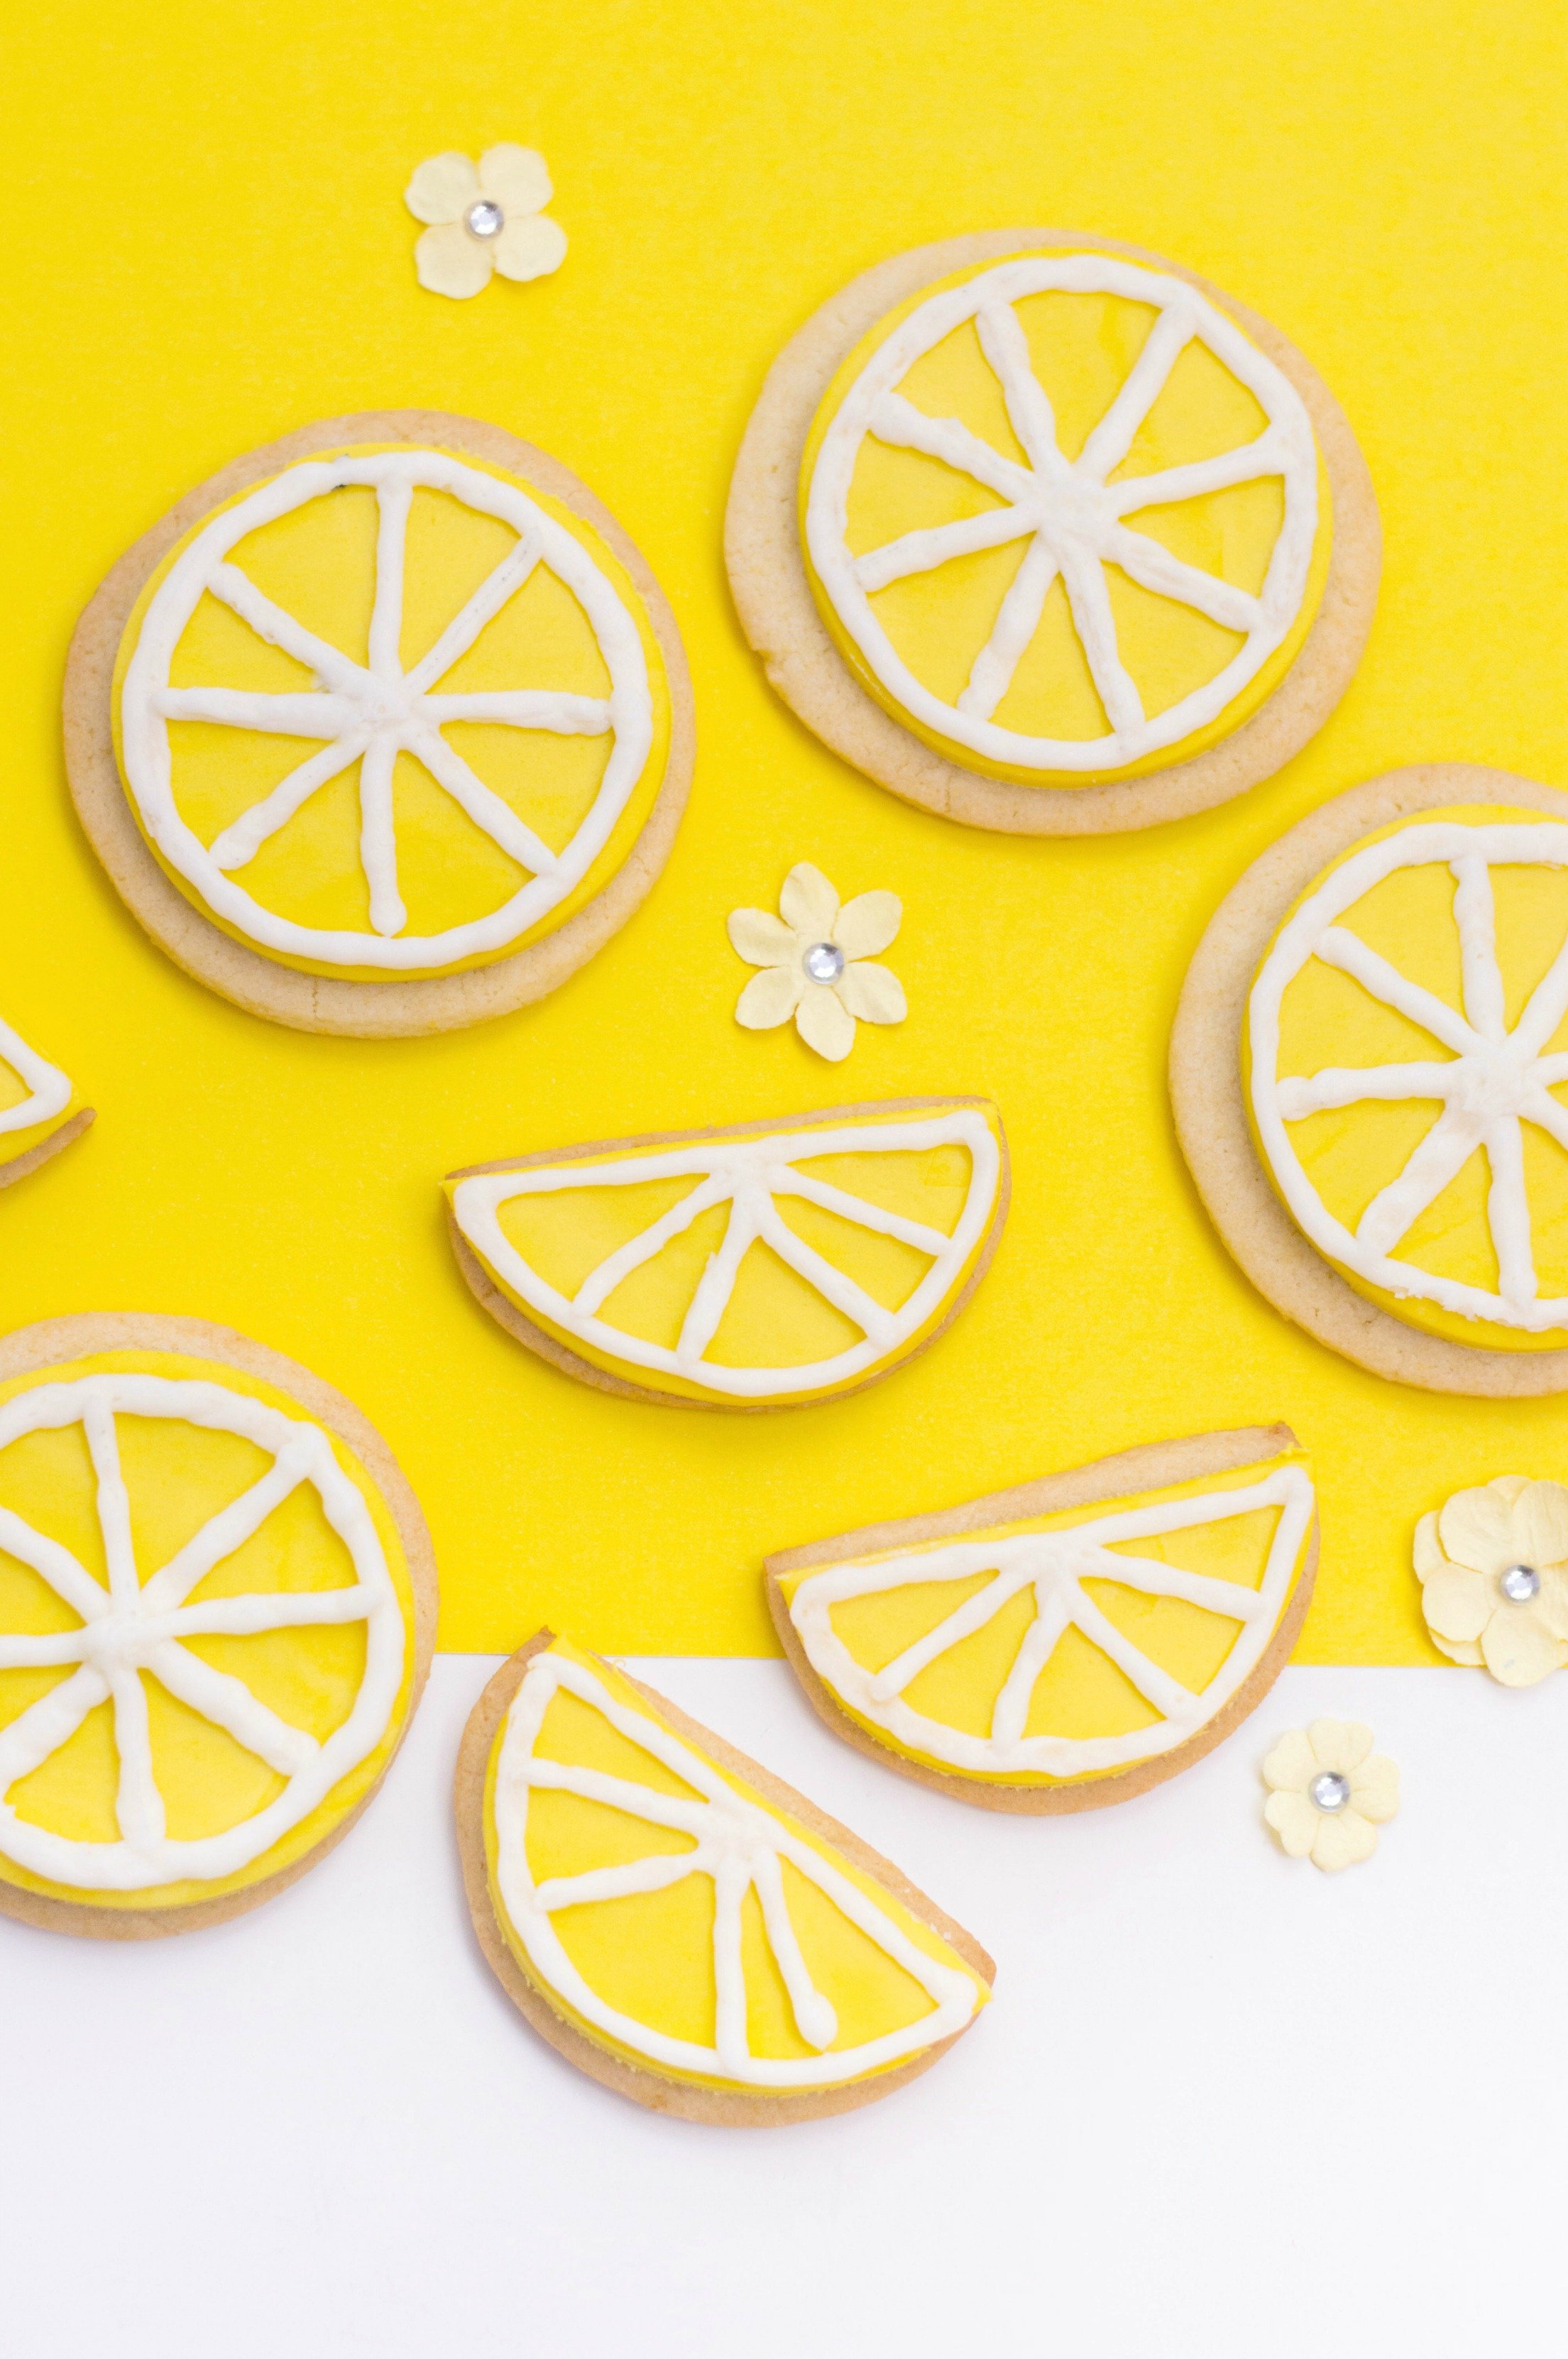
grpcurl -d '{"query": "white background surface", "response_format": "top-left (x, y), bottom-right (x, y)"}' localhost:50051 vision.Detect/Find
top-left (3, 1655), bottom-right (1564, 2359)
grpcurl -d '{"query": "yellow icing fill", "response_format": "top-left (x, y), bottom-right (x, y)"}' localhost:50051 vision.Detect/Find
top-left (799, 248), bottom-right (1332, 784)
top-left (483, 1636), bottom-right (989, 2091)
top-left (0, 1347), bottom-right (420, 1910)
top-left (446, 1102), bottom-right (1005, 1404)
top-left (111, 443), bottom-right (673, 980)
top-left (776, 1450), bottom-right (1312, 1786)
top-left (1249, 804), bottom-right (1568, 1350)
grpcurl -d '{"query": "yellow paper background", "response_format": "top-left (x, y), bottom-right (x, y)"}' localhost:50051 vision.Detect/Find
top-left (2, 0), bottom-right (1564, 1663)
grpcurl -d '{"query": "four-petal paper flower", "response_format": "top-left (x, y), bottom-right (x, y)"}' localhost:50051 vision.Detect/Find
top-left (1261, 1719), bottom-right (1399, 1872)
top-left (1415, 1476), bottom-right (1568, 1686)
top-left (728, 863), bottom-right (906, 1062)
top-left (405, 146), bottom-right (567, 300)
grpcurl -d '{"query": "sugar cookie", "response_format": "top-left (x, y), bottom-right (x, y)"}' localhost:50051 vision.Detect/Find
top-left (444, 1096), bottom-right (1008, 1408)
top-left (65, 412), bottom-right (694, 1036)
top-left (0, 1313), bottom-right (437, 1937)
top-left (0, 1014), bottom-right (93, 1190)
top-left (768, 1425), bottom-right (1315, 1812)
top-left (454, 1631), bottom-right (994, 2123)
top-left (727, 231), bottom-right (1378, 833)
top-left (1173, 765), bottom-right (1568, 1394)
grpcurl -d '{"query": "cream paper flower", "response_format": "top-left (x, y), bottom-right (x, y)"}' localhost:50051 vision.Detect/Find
top-left (1261, 1719), bottom-right (1399, 1872)
top-left (405, 145), bottom-right (567, 300)
top-left (728, 863), bottom-right (905, 1063)
top-left (1414, 1475), bottom-right (1568, 1686)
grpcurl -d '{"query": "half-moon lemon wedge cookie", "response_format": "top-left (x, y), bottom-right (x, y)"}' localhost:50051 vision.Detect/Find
top-left (0, 1012), bottom-right (93, 1189)
top-left (728, 231), bottom-right (1378, 834)
top-left (444, 1096), bottom-right (1008, 1408)
top-left (0, 1313), bottom-right (436, 1937)
top-left (65, 411), bottom-right (693, 1036)
top-left (455, 1631), bottom-right (994, 2123)
top-left (768, 1425), bottom-right (1315, 1812)
top-left (1173, 765), bottom-right (1568, 1394)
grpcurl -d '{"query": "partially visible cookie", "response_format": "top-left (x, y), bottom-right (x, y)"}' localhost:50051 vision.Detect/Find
top-left (1172, 764), bottom-right (1568, 1394)
top-left (444, 1095), bottom-right (1009, 1410)
top-left (454, 1630), bottom-right (994, 2124)
top-left (0, 1012), bottom-right (93, 1189)
top-left (727, 230), bottom-right (1378, 833)
top-left (65, 411), bottom-right (694, 1037)
top-left (768, 1425), bottom-right (1316, 1812)
top-left (0, 1313), bottom-right (437, 1938)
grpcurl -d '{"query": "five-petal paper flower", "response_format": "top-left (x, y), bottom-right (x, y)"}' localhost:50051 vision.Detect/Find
top-left (405, 145), bottom-right (567, 300)
top-left (728, 863), bottom-right (906, 1062)
top-left (1261, 1719), bottom-right (1399, 1872)
top-left (1414, 1476), bottom-right (1568, 1686)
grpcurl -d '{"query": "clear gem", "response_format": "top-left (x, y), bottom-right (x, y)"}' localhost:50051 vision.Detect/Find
top-left (466, 199), bottom-right (504, 239)
top-left (803, 941), bottom-right (845, 985)
top-left (1501, 1562), bottom-right (1542, 1602)
top-left (1310, 1770), bottom-right (1351, 1812)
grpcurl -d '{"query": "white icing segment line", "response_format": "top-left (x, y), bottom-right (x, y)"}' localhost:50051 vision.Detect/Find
top-left (491, 1650), bottom-right (979, 2089)
top-left (0, 1014), bottom-right (72, 1139)
top-left (806, 251), bottom-right (1320, 773)
top-left (0, 1373), bottom-right (406, 1893)
top-left (788, 1462), bottom-right (1315, 1778)
top-left (1249, 820), bottom-right (1568, 1330)
top-left (119, 449), bottom-right (657, 972)
top-left (451, 1110), bottom-right (1001, 1399)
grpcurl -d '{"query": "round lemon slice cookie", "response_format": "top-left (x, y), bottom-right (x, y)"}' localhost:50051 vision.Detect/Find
top-left (65, 411), bottom-right (693, 1036)
top-left (444, 1095), bottom-right (1008, 1408)
top-left (1173, 765), bottom-right (1568, 1394)
top-left (768, 1426), bottom-right (1315, 1812)
top-left (728, 231), bottom-right (1378, 833)
top-left (455, 1631), bottom-right (994, 2123)
top-left (0, 1313), bottom-right (436, 1937)
top-left (0, 1012), bottom-right (93, 1190)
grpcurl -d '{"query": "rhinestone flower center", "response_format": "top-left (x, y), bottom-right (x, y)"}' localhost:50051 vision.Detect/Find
top-left (1501, 1562), bottom-right (1542, 1602)
top-left (466, 199), bottom-right (505, 240)
top-left (803, 941), bottom-right (845, 985)
top-left (1309, 1770), bottom-right (1351, 1812)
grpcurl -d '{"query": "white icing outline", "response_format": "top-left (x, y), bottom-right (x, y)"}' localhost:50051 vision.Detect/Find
top-left (451, 1110), bottom-right (1000, 1400)
top-left (1250, 820), bottom-right (1568, 1332)
top-left (0, 1016), bottom-right (71, 1138)
top-left (787, 1462), bottom-right (1313, 1778)
top-left (805, 253), bottom-right (1320, 772)
top-left (493, 1650), bottom-right (980, 2088)
top-left (0, 1373), bottom-right (405, 1891)
top-left (119, 449), bottom-right (655, 970)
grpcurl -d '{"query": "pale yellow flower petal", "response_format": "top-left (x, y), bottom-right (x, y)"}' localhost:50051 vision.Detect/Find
top-left (1512, 1479), bottom-right (1568, 1573)
top-left (1491, 1474), bottom-right (1530, 1506)
top-left (1420, 1565), bottom-right (1492, 1643)
top-left (494, 212), bottom-right (568, 283)
top-left (1311, 1808), bottom-right (1378, 1872)
top-left (1307, 1717), bottom-right (1374, 1775)
top-left (1481, 1602), bottom-right (1563, 1687)
top-left (415, 221), bottom-right (493, 298)
top-left (1261, 1728), bottom-right (1317, 1793)
top-left (735, 966), bottom-right (800, 1030)
top-left (1349, 1753), bottom-right (1400, 1823)
top-left (405, 151), bottom-right (478, 224)
top-left (779, 862), bottom-right (840, 939)
top-left (1263, 1790), bottom-right (1318, 1856)
top-left (834, 889), bottom-right (901, 960)
top-left (838, 960), bottom-right (906, 1025)
top-left (1439, 1482), bottom-right (1521, 1577)
top-left (728, 907), bottom-right (799, 967)
top-left (1413, 1509), bottom-right (1447, 1582)
top-left (478, 142), bottom-right (553, 214)
top-left (796, 987), bottom-right (855, 1062)
top-left (1535, 1564), bottom-right (1568, 1641)
top-left (1429, 1631), bottom-right (1484, 1665)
